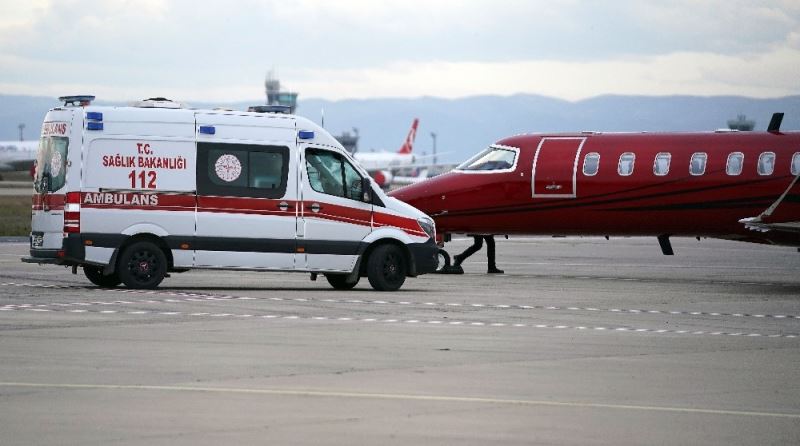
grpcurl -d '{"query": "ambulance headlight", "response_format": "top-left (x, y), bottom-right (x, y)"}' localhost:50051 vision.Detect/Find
top-left (417, 217), bottom-right (436, 239)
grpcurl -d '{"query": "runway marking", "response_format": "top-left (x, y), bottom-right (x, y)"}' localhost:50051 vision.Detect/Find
top-left (0, 305), bottom-right (797, 339)
top-left (1, 382), bottom-right (797, 419)
top-left (2, 282), bottom-right (798, 323)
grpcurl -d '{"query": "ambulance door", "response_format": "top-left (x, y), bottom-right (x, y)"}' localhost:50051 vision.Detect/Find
top-left (30, 110), bottom-right (77, 255)
top-left (194, 114), bottom-right (298, 269)
top-left (298, 146), bottom-right (372, 272)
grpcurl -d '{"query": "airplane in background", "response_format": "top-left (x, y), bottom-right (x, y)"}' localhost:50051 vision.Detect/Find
top-left (0, 140), bottom-right (38, 172)
top-left (354, 118), bottom-right (421, 188)
top-left (390, 113), bottom-right (800, 268)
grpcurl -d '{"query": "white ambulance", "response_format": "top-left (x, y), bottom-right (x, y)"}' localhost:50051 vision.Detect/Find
top-left (23, 96), bottom-right (438, 291)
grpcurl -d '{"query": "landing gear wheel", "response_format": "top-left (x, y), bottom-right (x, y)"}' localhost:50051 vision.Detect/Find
top-left (83, 265), bottom-right (121, 288)
top-left (117, 241), bottom-right (167, 289)
top-left (436, 248), bottom-right (451, 272)
top-left (325, 274), bottom-right (359, 290)
top-left (367, 244), bottom-right (407, 291)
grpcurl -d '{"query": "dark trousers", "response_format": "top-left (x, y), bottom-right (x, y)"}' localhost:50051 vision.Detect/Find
top-left (455, 235), bottom-right (497, 269)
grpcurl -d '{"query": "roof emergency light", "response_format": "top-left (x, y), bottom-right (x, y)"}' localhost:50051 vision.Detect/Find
top-left (59, 95), bottom-right (95, 107)
top-left (248, 105), bottom-right (291, 114)
top-left (298, 130), bottom-right (314, 140)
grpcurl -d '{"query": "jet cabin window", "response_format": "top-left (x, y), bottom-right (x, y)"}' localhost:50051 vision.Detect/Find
top-left (653, 152), bottom-right (671, 176)
top-left (197, 142), bottom-right (289, 198)
top-left (582, 152), bottom-right (600, 176)
top-left (758, 152), bottom-right (776, 176)
top-left (305, 148), bottom-right (364, 200)
top-left (33, 136), bottom-right (69, 193)
top-left (726, 152), bottom-right (744, 176)
top-left (791, 152), bottom-right (800, 175)
top-left (690, 153), bottom-right (707, 176)
top-left (458, 146), bottom-right (517, 171)
top-left (617, 153), bottom-right (635, 176)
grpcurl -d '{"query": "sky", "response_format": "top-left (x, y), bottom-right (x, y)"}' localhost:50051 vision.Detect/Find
top-left (0, 0), bottom-right (798, 103)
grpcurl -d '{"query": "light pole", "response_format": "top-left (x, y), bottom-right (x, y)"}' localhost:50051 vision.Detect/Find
top-left (18, 123), bottom-right (25, 141)
top-left (430, 132), bottom-right (437, 165)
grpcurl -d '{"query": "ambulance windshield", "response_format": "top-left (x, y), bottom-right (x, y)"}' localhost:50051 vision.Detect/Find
top-left (33, 136), bottom-right (68, 193)
top-left (457, 146), bottom-right (517, 171)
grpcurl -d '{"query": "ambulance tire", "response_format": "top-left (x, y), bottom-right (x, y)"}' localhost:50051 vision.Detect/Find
top-left (325, 274), bottom-right (359, 290)
top-left (367, 244), bottom-right (406, 291)
top-left (83, 265), bottom-right (121, 288)
top-left (436, 249), bottom-right (451, 272)
top-left (118, 241), bottom-right (167, 289)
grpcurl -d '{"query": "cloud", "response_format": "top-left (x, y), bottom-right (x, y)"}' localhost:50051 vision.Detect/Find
top-left (0, 1), bottom-right (797, 101)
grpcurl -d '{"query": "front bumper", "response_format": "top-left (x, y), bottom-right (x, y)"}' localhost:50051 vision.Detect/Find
top-left (407, 239), bottom-right (439, 276)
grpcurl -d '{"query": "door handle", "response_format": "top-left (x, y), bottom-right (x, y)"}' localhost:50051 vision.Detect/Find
top-left (306, 202), bottom-right (322, 213)
top-left (277, 201), bottom-right (293, 211)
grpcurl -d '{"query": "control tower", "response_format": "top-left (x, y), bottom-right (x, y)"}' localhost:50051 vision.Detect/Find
top-left (727, 114), bottom-right (755, 131)
top-left (265, 71), bottom-right (298, 114)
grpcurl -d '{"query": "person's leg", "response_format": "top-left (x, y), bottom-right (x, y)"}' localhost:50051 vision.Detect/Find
top-left (454, 236), bottom-right (483, 266)
top-left (485, 235), bottom-right (504, 274)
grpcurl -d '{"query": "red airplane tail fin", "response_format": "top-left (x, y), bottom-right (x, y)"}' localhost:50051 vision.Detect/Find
top-left (397, 118), bottom-right (419, 155)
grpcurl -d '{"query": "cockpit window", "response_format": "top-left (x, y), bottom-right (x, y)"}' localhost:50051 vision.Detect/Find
top-left (458, 146), bottom-right (517, 171)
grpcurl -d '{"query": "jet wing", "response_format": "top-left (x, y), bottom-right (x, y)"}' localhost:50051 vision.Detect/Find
top-left (740, 218), bottom-right (800, 234)
top-left (740, 174), bottom-right (800, 234)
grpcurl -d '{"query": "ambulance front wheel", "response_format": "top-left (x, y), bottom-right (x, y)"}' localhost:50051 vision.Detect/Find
top-left (83, 265), bottom-right (121, 288)
top-left (367, 244), bottom-right (407, 291)
top-left (325, 274), bottom-right (359, 290)
top-left (436, 249), bottom-right (451, 272)
top-left (118, 241), bottom-right (167, 289)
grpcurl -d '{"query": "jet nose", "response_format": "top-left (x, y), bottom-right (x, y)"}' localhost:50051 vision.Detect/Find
top-left (389, 176), bottom-right (444, 215)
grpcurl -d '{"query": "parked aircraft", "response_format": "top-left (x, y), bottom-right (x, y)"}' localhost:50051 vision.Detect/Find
top-left (354, 119), bottom-right (420, 187)
top-left (0, 140), bottom-right (38, 172)
top-left (390, 114), bottom-right (800, 266)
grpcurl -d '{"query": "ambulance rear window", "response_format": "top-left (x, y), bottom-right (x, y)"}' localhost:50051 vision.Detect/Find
top-left (197, 143), bottom-right (289, 198)
top-left (33, 136), bottom-right (68, 193)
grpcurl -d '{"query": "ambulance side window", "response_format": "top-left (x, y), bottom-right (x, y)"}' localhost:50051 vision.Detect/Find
top-left (197, 142), bottom-right (289, 198)
top-left (306, 148), bottom-right (364, 201)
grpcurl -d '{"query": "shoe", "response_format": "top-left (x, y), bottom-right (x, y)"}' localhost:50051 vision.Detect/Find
top-left (438, 265), bottom-right (464, 274)
top-left (452, 254), bottom-right (464, 267)
top-left (487, 267), bottom-right (504, 274)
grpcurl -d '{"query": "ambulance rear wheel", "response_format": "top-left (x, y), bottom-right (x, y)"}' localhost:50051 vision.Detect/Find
top-left (325, 274), bottom-right (359, 290)
top-left (83, 265), bottom-right (121, 288)
top-left (118, 241), bottom-right (167, 289)
top-left (367, 244), bottom-right (406, 291)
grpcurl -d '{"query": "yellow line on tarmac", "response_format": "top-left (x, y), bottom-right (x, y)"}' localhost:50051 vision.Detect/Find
top-left (1, 382), bottom-right (798, 419)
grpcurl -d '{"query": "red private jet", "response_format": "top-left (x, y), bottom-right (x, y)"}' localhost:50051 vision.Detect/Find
top-left (390, 114), bottom-right (800, 268)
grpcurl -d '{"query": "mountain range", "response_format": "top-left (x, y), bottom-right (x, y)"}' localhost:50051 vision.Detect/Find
top-left (2, 93), bottom-right (798, 163)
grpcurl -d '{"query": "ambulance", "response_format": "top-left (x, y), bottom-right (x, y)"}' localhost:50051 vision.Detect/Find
top-left (23, 96), bottom-right (438, 291)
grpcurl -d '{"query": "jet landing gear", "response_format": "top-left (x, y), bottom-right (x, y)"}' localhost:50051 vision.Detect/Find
top-left (436, 248), bottom-right (463, 274)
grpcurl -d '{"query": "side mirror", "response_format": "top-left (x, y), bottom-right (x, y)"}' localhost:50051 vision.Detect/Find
top-left (361, 177), bottom-right (373, 203)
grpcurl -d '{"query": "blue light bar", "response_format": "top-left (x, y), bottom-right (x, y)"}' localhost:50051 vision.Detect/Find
top-left (86, 122), bottom-right (103, 131)
top-left (298, 130), bottom-right (314, 140)
top-left (199, 125), bottom-right (216, 135)
top-left (86, 112), bottom-right (103, 121)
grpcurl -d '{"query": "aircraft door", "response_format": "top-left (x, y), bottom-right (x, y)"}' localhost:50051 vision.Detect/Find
top-left (531, 137), bottom-right (586, 198)
top-left (299, 146), bottom-right (372, 272)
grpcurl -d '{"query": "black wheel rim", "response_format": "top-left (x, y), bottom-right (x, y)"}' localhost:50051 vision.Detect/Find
top-left (382, 252), bottom-right (403, 285)
top-left (127, 249), bottom-right (159, 284)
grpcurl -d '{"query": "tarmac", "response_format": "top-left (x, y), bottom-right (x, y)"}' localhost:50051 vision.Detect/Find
top-left (1, 236), bottom-right (799, 445)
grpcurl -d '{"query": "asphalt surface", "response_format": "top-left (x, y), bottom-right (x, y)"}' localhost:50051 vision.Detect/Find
top-left (1, 236), bottom-right (799, 445)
